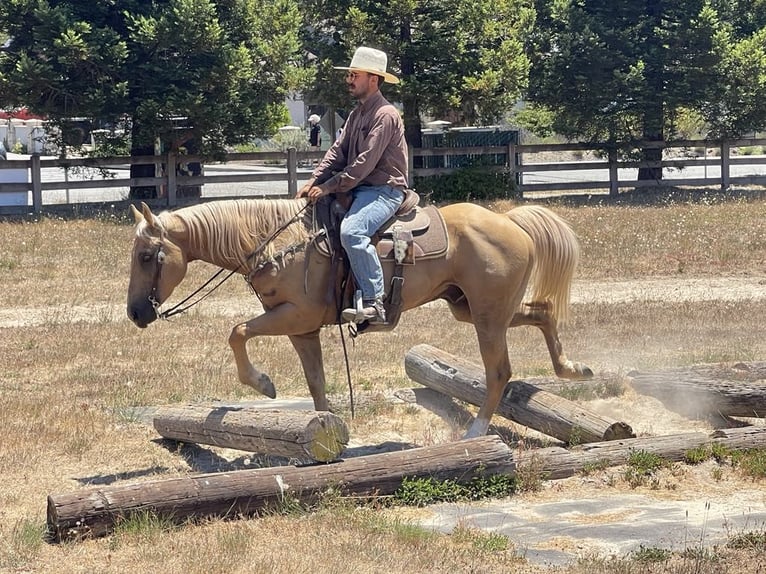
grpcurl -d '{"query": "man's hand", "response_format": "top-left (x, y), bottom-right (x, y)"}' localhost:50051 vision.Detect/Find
top-left (297, 185), bottom-right (329, 203)
top-left (297, 181), bottom-right (314, 198)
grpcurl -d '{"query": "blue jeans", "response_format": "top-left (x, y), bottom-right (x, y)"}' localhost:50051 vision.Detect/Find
top-left (340, 185), bottom-right (404, 302)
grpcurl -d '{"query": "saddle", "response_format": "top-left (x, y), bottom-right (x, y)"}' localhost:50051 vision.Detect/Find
top-left (312, 189), bottom-right (449, 330)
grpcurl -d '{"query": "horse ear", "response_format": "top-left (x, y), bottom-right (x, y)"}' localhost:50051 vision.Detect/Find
top-left (130, 204), bottom-right (144, 224)
top-left (140, 202), bottom-right (158, 229)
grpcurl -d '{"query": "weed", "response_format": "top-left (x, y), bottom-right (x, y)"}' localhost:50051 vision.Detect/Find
top-left (393, 472), bottom-right (517, 507)
top-left (684, 445), bottom-right (711, 464)
top-left (580, 458), bottom-right (611, 476)
top-left (727, 529), bottom-right (766, 550)
top-left (731, 448), bottom-right (766, 479)
top-left (452, 524), bottom-right (511, 552)
top-left (111, 510), bottom-right (178, 545)
top-left (632, 544), bottom-right (672, 563)
top-left (710, 442), bottom-right (731, 463)
top-left (1, 519), bottom-right (45, 570)
top-left (623, 450), bottom-right (670, 488)
top-left (0, 258), bottom-right (18, 271)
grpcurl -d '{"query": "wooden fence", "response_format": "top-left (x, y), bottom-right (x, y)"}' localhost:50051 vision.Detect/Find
top-left (1, 138), bottom-right (765, 213)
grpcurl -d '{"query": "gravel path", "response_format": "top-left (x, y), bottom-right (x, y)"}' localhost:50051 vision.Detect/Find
top-left (0, 276), bottom-right (766, 328)
top-left (2, 275), bottom-right (765, 329)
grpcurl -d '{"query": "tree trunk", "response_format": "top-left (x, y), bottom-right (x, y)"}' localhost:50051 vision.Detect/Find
top-left (47, 435), bottom-right (514, 542)
top-left (399, 20), bottom-right (423, 161)
top-left (153, 406), bottom-right (349, 463)
top-left (129, 116), bottom-right (157, 199)
top-left (404, 344), bottom-right (634, 444)
top-left (638, 0), bottom-right (664, 181)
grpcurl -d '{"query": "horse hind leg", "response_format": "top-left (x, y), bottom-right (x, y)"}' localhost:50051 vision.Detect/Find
top-left (511, 302), bottom-right (593, 380)
top-left (464, 326), bottom-right (513, 439)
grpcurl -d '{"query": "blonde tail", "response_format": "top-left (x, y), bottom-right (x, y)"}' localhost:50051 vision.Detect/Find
top-left (506, 205), bottom-right (580, 324)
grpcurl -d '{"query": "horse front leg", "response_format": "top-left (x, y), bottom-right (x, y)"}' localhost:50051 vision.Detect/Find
top-left (511, 303), bottom-right (593, 380)
top-left (228, 302), bottom-right (323, 400)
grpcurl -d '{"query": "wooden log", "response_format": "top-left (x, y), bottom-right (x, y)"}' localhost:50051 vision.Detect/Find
top-left (516, 426), bottom-right (766, 480)
top-left (47, 435), bottom-right (515, 542)
top-left (153, 406), bottom-right (349, 463)
top-left (404, 344), bottom-right (634, 444)
top-left (627, 364), bottom-right (766, 418)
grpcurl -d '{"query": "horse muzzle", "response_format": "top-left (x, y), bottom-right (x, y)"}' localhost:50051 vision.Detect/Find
top-left (127, 299), bottom-right (158, 328)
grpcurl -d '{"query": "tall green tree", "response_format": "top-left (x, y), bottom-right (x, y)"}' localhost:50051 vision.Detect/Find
top-left (524, 0), bottom-right (727, 180)
top-left (0, 0), bottom-right (307, 196)
top-left (700, 0), bottom-right (766, 138)
top-left (299, 0), bottom-right (534, 148)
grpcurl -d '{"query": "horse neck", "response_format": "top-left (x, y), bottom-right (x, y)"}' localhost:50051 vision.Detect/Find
top-left (161, 200), bottom-right (309, 272)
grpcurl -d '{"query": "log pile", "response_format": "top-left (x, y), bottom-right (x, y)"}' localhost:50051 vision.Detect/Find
top-left (46, 345), bottom-right (766, 544)
top-left (404, 344), bottom-right (634, 443)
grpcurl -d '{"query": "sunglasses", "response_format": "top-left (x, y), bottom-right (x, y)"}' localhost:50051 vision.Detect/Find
top-left (345, 71), bottom-right (365, 81)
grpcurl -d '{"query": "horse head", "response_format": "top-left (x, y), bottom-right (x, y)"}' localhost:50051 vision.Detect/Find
top-left (127, 202), bottom-right (188, 328)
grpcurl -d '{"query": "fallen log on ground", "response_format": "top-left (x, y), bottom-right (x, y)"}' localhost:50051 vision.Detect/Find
top-left (404, 344), bottom-right (634, 443)
top-left (153, 406), bottom-right (349, 463)
top-left (49, 426), bottom-right (766, 543)
top-left (47, 435), bottom-right (514, 542)
top-left (517, 426), bottom-right (766, 480)
top-left (627, 364), bottom-right (766, 418)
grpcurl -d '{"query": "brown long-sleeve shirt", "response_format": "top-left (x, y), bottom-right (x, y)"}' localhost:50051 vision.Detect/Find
top-left (312, 90), bottom-right (408, 194)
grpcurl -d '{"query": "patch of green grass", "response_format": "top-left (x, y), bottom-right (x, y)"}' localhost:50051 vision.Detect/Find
top-left (580, 458), bottom-right (611, 476)
top-left (623, 450), bottom-right (670, 488)
top-left (683, 445), bottom-right (711, 465)
top-left (393, 472), bottom-right (517, 507)
top-left (727, 530), bottom-right (766, 550)
top-left (731, 448), bottom-right (766, 479)
top-left (0, 519), bottom-right (45, 571)
top-left (631, 544), bottom-right (672, 563)
top-left (109, 510), bottom-right (178, 548)
top-left (0, 258), bottom-right (19, 271)
top-left (452, 524), bottom-right (511, 552)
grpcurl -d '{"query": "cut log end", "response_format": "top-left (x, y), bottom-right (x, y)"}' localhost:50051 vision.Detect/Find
top-left (603, 421), bottom-right (636, 441)
top-left (304, 412), bottom-right (350, 462)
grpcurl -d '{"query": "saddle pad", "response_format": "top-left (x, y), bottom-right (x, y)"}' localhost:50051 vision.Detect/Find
top-left (376, 204), bottom-right (448, 262)
top-left (311, 203), bottom-right (449, 262)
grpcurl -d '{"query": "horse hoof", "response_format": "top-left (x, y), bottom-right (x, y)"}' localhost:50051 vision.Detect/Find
top-left (245, 373), bottom-right (276, 398)
top-left (258, 374), bottom-right (277, 398)
top-left (576, 363), bottom-right (594, 379)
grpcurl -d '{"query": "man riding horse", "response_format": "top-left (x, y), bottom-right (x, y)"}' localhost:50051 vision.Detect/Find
top-left (297, 46), bottom-right (407, 326)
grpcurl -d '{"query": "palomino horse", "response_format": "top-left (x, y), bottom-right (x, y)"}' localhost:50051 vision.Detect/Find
top-left (127, 199), bottom-right (592, 438)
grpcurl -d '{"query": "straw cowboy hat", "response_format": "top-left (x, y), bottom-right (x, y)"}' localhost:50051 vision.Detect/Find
top-left (334, 46), bottom-right (399, 84)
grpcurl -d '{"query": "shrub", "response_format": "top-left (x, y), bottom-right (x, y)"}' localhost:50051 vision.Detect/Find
top-left (414, 162), bottom-right (519, 203)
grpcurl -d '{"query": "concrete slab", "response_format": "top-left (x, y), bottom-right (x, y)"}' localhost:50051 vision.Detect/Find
top-left (419, 489), bottom-right (766, 566)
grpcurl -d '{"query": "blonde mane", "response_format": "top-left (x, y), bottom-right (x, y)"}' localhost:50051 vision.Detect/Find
top-left (144, 199), bottom-right (312, 269)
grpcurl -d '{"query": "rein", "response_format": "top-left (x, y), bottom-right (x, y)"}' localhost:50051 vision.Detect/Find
top-left (151, 202), bottom-right (311, 320)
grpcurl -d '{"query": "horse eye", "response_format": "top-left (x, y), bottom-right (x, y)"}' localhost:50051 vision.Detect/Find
top-left (140, 252), bottom-right (154, 264)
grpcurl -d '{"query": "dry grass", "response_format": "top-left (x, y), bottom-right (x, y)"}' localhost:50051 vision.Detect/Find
top-left (1, 193), bottom-right (766, 573)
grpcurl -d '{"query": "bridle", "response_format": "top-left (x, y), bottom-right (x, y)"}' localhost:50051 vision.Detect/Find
top-left (146, 202), bottom-right (311, 320)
